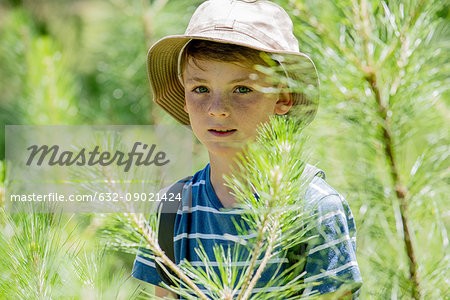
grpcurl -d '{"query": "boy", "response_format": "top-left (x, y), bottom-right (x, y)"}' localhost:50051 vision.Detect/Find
top-left (133, 0), bottom-right (362, 298)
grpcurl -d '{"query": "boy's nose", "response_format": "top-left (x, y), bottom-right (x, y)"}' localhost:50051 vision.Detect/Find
top-left (208, 94), bottom-right (230, 118)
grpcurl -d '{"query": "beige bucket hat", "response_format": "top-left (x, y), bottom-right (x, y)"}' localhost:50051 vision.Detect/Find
top-left (147, 0), bottom-right (319, 125)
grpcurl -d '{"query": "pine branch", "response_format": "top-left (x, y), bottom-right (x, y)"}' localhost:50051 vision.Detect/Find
top-left (86, 159), bottom-right (208, 297)
top-left (292, 1), bottom-right (366, 73)
top-left (366, 63), bottom-right (421, 300)
top-left (239, 219), bottom-right (279, 300)
top-left (126, 212), bottom-right (209, 299)
top-left (283, 0), bottom-right (447, 297)
top-left (228, 117), bottom-right (313, 299)
top-left (235, 218), bottom-right (266, 299)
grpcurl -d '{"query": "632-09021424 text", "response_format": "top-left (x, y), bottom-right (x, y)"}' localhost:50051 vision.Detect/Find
top-left (9, 192), bottom-right (182, 202)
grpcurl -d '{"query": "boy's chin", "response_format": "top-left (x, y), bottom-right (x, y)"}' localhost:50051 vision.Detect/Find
top-left (207, 144), bottom-right (247, 161)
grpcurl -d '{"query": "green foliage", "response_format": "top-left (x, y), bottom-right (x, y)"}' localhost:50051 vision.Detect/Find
top-left (101, 116), bottom-right (316, 299)
top-left (0, 0), bottom-right (448, 299)
top-left (25, 36), bottom-right (79, 124)
top-left (275, 0), bottom-right (449, 298)
top-left (0, 0), bottom-right (203, 157)
top-left (0, 209), bottom-right (139, 299)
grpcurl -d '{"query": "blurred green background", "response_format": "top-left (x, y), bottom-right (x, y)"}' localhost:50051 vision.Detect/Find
top-left (0, 0), bottom-right (448, 299)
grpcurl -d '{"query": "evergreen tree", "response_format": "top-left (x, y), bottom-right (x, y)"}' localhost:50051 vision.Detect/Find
top-left (275, 0), bottom-right (449, 298)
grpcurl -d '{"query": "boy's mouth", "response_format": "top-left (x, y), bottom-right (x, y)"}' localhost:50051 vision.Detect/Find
top-left (208, 128), bottom-right (237, 137)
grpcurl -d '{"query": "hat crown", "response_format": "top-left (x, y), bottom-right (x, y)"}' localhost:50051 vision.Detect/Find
top-left (185, 0), bottom-right (299, 52)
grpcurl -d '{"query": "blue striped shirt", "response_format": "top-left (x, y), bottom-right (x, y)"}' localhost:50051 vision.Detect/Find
top-left (132, 164), bottom-right (362, 297)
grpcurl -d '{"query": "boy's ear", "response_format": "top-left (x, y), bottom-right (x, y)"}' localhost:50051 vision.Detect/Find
top-left (274, 89), bottom-right (293, 115)
top-left (183, 100), bottom-right (188, 114)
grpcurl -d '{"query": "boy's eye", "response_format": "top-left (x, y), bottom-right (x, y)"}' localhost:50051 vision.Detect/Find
top-left (193, 86), bottom-right (209, 93)
top-left (234, 86), bottom-right (252, 94)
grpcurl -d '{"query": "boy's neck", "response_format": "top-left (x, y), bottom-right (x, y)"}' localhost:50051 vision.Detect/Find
top-left (209, 156), bottom-right (239, 209)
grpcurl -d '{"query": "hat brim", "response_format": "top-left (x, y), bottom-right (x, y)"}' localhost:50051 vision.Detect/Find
top-left (147, 34), bottom-right (319, 125)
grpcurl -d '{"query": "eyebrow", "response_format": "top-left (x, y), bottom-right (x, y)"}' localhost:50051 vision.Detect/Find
top-left (185, 76), bottom-right (251, 84)
top-left (185, 77), bottom-right (208, 83)
top-left (229, 77), bottom-right (252, 84)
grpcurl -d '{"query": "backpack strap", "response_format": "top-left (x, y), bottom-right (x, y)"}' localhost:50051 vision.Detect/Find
top-left (156, 176), bottom-right (192, 288)
top-left (303, 163), bottom-right (326, 180)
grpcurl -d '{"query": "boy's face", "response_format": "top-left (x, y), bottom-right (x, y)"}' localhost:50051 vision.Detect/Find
top-left (182, 58), bottom-right (292, 160)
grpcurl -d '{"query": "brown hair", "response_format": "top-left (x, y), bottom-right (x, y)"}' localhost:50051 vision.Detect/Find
top-left (179, 40), bottom-right (272, 73)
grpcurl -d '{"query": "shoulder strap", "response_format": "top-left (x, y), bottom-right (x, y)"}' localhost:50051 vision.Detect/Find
top-left (303, 163), bottom-right (326, 180)
top-left (286, 164), bottom-right (325, 273)
top-left (156, 176), bottom-right (192, 287)
top-left (288, 164), bottom-right (326, 296)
